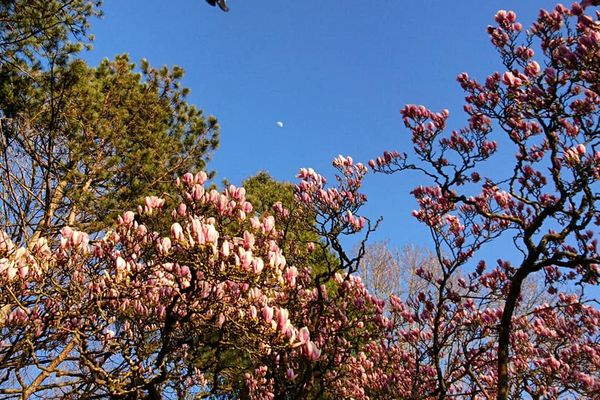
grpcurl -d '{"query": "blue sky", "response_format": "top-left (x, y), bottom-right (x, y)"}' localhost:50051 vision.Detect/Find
top-left (85, 0), bottom-right (559, 251)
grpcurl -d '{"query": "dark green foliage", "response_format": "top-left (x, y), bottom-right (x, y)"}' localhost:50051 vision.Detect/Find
top-left (243, 171), bottom-right (318, 254)
top-left (0, 2), bottom-right (219, 243)
top-left (242, 171), bottom-right (296, 215)
top-left (242, 172), bottom-right (339, 280)
top-left (0, 0), bottom-right (101, 64)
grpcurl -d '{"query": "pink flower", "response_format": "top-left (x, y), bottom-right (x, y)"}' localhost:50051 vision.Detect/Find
top-left (298, 326), bottom-right (310, 344)
top-left (243, 231), bottom-right (255, 249)
top-left (286, 326), bottom-right (296, 343)
top-left (61, 226), bottom-right (73, 239)
top-left (221, 240), bottom-right (230, 258)
top-left (71, 230), bottom-right (88, 248)
top-left (286, 368), bottom-right (296, 380)
top-left (263, 216), bottom-right (275, 232)
top-left (262, 306), bottom-right (273, 324)
top-left (502, 71), bottom-right (522, 86)
top-left (284, 266), bottom-right (298, 286)
top-left (116, 256), bottom-right (127, 271)
top-left (216, 194), bottom-right (228, 214)
top-left (495, 10), bottom-right (508, 23)
top-left (171, 223), bottom-right (184, 241)
top-left (6, 262), bottom-right (17, 281)
top-left (306, 340), bottom-right (321, 361)
top-left (241, 250), bottom-right (253, 269)
top-left (191, 184), bottom-right (205, 201)
top-left (145, 196), bottom-right (165, 210)
top-left (0, 231), bottom-right (14, 253)
top-left (524, 61), bottom-right (541, 77)
top-left (121, 211), bottom-right (135, 225)
top-left (194, 171), bottom-right (208, 185)
top-left (249, 305), bottom-right (257, 319)
top-left (564, 148), bottom-right (581, 165)
top-left (182, 172), bottom-right (194, 184)
top-left (205, 224), bottom-right (219, 244)
top-left (216, 313), bottom-right (226, 328)
top-left (268, 252), bottom-right (286, 270)
top-left (159, 237), bottom-right (172, 254)
top-left (275, 308), bottom-right (289, 333)
top-left (252, 258), bottom-right (264, 275)
top-left (272, 201), bottom-right (286, 216)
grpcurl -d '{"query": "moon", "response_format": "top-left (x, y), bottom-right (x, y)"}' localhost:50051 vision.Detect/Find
top-left (276, 121), bottom-right (284, 128)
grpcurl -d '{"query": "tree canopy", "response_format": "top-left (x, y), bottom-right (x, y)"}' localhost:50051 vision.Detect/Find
top-left (0, 2), bottom-right (219, 243)
top-left (0, 1), bottom-right (599, 400)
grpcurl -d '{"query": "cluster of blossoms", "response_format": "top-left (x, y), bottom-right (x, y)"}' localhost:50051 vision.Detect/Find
top-left (0, 165), bottom-right (386, 399)
top-left (366, 2), bottom-right (600, 399)
top-left (296, 155), bottom-right (368, 232)
top-left (329, 260), bottom-right (600, 399)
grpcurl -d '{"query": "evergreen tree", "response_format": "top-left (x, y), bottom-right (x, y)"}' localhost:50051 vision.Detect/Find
top-left (242, 171), bottom-right (342, 283)
top-left (0, 2), bottom-right (219, 243)
top-left (0, 1), bottom-right (101, 64)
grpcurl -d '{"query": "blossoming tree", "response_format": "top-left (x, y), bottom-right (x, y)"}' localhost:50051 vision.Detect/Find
top-left (368, 2), bottom-right (600, 399)
top-left (0, 160), bottom-right (385, 399)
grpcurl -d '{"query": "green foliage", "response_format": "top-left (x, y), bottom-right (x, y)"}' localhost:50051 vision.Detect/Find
top-left (0, 54), bottom-right (219, 240)
top-left (242, 172), bottom-right (339, 283)
top-left (243, 172), bottom-right (318, 251)
top-left (242, 171), bottom-right (296, 214)
top-left (0, 2), bottom-right (219, 242)
top-left (0, 0), bottom-right (102, 64)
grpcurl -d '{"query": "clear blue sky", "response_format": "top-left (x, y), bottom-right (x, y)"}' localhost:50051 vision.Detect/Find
top-left (84, 0), bottom-right (559, 251)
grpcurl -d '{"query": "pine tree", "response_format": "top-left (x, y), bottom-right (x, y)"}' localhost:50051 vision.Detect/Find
top-left (0, 2), bottom-right (219, 243)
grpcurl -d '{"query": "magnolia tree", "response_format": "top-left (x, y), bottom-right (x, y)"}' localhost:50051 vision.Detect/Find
top-left (0, 161), bottom-right (387, 399)
top-left (365, 2), bottom-right (599, 399)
